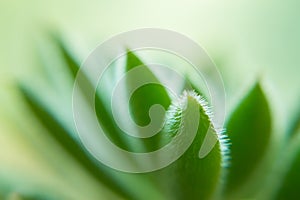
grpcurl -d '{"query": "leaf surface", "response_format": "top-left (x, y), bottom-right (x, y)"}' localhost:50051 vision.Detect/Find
top-left (153, 91), bottom-right (224, 200)
top-left (224, 83), bottom-right (272, 194)
top-left (124, 51), bottom-right (171, 152)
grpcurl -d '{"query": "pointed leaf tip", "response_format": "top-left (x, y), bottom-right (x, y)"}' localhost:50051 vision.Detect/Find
top-left (224, 82), bottom-right (272, 195)
top-left (155, 91), bottom-right (224, 200)
top-left (124, 50), bottom-right (171, 151)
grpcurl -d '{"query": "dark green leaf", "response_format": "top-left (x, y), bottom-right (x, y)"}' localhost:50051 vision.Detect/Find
top-left (125, 51), bottom-right (171, 152)
top-left (274, 128), bottom-right (300, 199)
top-left (288, 104), bottom-right (300, 137)
top-left (224, 83), bottom-right (272, 194)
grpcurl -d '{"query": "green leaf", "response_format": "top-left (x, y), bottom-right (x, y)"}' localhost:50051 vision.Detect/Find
top-left (5, 193), bottom-right (52, 200)
top-left (153, 91), bottom-right (225, 200)
top-left (50, 34), bottom-right (80, 78)
top-left (18, 85), bottom-right (132, 199)
top-left (20, 37), bottom-right (228, 200)
top-left (20, 83), bottom-right (165, 200)
top-left (224, 83), bottom-right (272, 195)
top-left (21, 38), bottom-right (165, 200)
top-left (275, 153), bottom-right (300, 199)
top-left (125, 51), bottom-right (171, 152)
top-left (126, 51), bottom-right (171, 128)
top-left (52, 36), bottom-right (139, 151)
top-left (274, 129), bottom-right (300, 199)
top-left (288, 105), bottom-right (300, 137)
top-left (123, 52), bottom-right (225, 199)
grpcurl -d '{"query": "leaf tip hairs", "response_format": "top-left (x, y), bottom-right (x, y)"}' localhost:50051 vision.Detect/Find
top-left (183, 90), bottom-right (231, 196)
top-left (184, 90), bottom-right (230, 167)
top-left (164, 90), bottom-right (230, 168)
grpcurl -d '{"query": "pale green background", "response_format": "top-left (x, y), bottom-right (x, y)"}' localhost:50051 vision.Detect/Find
top-left (0, 0), bottom-right (299, 198)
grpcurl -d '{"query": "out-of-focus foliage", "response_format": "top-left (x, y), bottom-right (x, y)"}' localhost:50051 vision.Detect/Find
top-left (1, 1), bottom-right (300, 199)
top-left (225, 83), bottom-right (271, 195)
top-left (17, 38), bottom-right (226, 199)
top-left (1, 37), bottom-right (296, 199)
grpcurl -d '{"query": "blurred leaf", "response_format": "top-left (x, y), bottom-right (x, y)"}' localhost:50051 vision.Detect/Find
top-left (51, 34), bottom-right (80, 78)
top-left (153, 91), bottom-right (224, 200)
top-left (288, 106), bottom-right (300, 137)
top-left (19, 36), bottom-right (229, 200)
top-left (125, 51), bottom-right (171, 151)
top-left (275, 128), bottom-right (300, 200)
top-left (275, 151), bottom-right (300, 199)
top-left (18, 85), bottom-right (132, 199)
top-left (277, 166), bottom-right (300, 199)
top-left (224, 83), bottom-right (272, 194)
top-left (20, 80), bottom-right (165, 200)
top-left (53, 35), bottom-right (132, 150)
top-left (6, 193), bottom-right (52, 200)
top-left (54, 37), bottom-right (149, 153)
top-left (21, 37), bottom-right (165, 200)
top-left (274, 128), bottom-right (300, 199)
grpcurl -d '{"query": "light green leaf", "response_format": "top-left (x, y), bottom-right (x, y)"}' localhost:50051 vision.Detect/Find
top-left (52, 36), bottom-right (137, 151)
top-left (20, 37), bottom-right (228, 200)
top-left (53, 37), bottom-right (145, 152)
top-left (21, 37), bottom-right (164, 200)
top-left (5, 192), bottom-right (52, 200)
top-left (224, 83), bottom-right (272, 194)
top-left (125, 51), bottom-right (171, 152)
top-left (18, 85), bottom-right (133, 199)
top-left (153, 91), bottom-right (225, 200)
top-left (50, 34), bottom-right (80, 78)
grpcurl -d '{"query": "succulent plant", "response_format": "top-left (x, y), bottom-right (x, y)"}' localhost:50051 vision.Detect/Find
top-left (4, 35), bottom-right (299, 200)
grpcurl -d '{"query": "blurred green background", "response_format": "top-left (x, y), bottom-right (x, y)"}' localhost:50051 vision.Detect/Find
top-left (0, 0), bottom-right (300, 199)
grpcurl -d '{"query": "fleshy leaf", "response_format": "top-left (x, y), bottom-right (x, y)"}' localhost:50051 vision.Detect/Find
top-left (153, 91), bottom-right (225, 200)
top-left (125, 51), bottom-right (171, 152)
top-left (224, 83), bottom-right (272, 194)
